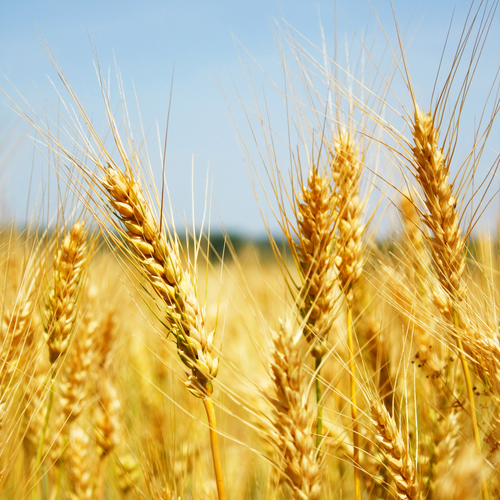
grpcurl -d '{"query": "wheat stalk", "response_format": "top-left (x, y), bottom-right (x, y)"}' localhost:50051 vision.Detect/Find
top-left (100, 165), bottom-right (224, 499)
top-left (32, 221), bottom-right (89, 500)
top-left (330, 129), bottom-right (365, 500)
top-left (292, 162), bottom-right (337, 449)
top-left (410, 107), bottom-right (487, 499)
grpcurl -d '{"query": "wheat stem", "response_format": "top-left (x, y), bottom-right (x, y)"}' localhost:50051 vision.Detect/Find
top-left (315, 357), bottom-right (323, 452)
top-left (347, 307), bottom-right (360, 500)
top-left (203, 397), bottom-right (226, 500)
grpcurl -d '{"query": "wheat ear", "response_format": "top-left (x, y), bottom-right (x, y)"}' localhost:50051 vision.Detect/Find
top-left (433, 443), bottom-right (486, 500)
top-left (101, 165), bottom-right (224, 499)
top-left (267, 320), bottom-right (321, 500)
top-left (430, 409), bottom-right (460, 496)
top-left (0, 296), bottom-right (36, 396)
top-left (32, 221), bottom-right (89, 500)
top-left (410, 107), bottom-right (486, 499)
top-left (295, 163), bottom-right (337, 355)
top-left (59, 312), bottom-right (97, 424)
top-left (102, 167), bottom-right (218, 397)
top-left (400, 194), bottom-right (447, 382)
top-left (45, 221), bottom-right (89, 365)
top-left (49, 308), bottom-right (98, 487)
top-left (331, 130), bottom-right (365, 500)
top-left (294, 163), bottom-right (337, 448)
top-left (94, 377), bottom-right (120, 500)
top-left (370, 399), bottom-right (421, 499)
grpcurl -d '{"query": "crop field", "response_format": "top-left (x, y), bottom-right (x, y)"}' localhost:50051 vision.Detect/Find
top-left (0, 1), bottom-right (500, 499)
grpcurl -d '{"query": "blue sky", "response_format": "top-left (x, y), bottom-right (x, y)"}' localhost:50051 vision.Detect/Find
top-left (1, 0), bottom-right (499, 236)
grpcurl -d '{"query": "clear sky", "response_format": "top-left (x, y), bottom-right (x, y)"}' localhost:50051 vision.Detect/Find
top-left (1, 0), bottom-right (499, 236)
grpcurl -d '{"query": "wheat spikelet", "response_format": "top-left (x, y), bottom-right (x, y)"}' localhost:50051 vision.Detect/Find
top-left (0, 252), bottom-right (41, 405)
top-left (116, 452), bottom-right (141, 496)
top-left (45, 222), bottom-right (88, 365)
top-left (0, 299), bottom-right (35, 395)
top-left (370, 399), bottom-right (420, 499)
top-left (330, 129), bottom-right (365, 499)
top-left (331, 131), bottom-right (364, 305)
top-left (400, 194), bottom-right (429, 290)
top-left (411, 108), bottom-right (465, 309)
top-left (102, 166), bottom-right (218, 397)
top-left (294, 164), bottom-right (337, 357)
top-left (410, 106), bottom-right (489, 499)
top-left (266, 320), bottom-right (321, 500)
top-left (95, 306), bottom-right (117, 371)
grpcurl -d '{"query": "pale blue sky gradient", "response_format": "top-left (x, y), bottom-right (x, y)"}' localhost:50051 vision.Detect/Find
top-left (1, 0), bottom-right (499, 236)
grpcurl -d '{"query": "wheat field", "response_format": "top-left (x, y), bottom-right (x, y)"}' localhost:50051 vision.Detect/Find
top-left (1, 1), bottom-right (500, 499)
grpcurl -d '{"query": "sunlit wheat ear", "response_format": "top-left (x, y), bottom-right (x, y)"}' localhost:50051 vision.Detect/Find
top-left (30, 221), bottom-right (90, 498)
top-left (331, 130), bottom-right (365, 306)
top-left (45, 221), bottom-right (89, 365)
top-left (330, 129), bottom-right (365, 500)
top-left (116, 453), bottom-right (141, 496)
top-left (0, 289), bottom-right (39, 463)
top-left (294, 163), bottom-right (337, 358)
top-left (411, 108), bottom-right (466, 311)
top-left (410, 105), bottom-right (488, 497)
top-left (101, 166), bottom-right (218, 398)
top-left (266, 320), bottom-right (321, 500)
top-left (370, 399), bottom-right (421, 500)
top-left (0, 249), bottom-right (42, 406)
top-left (22, 369), bottom-right (46, 456)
